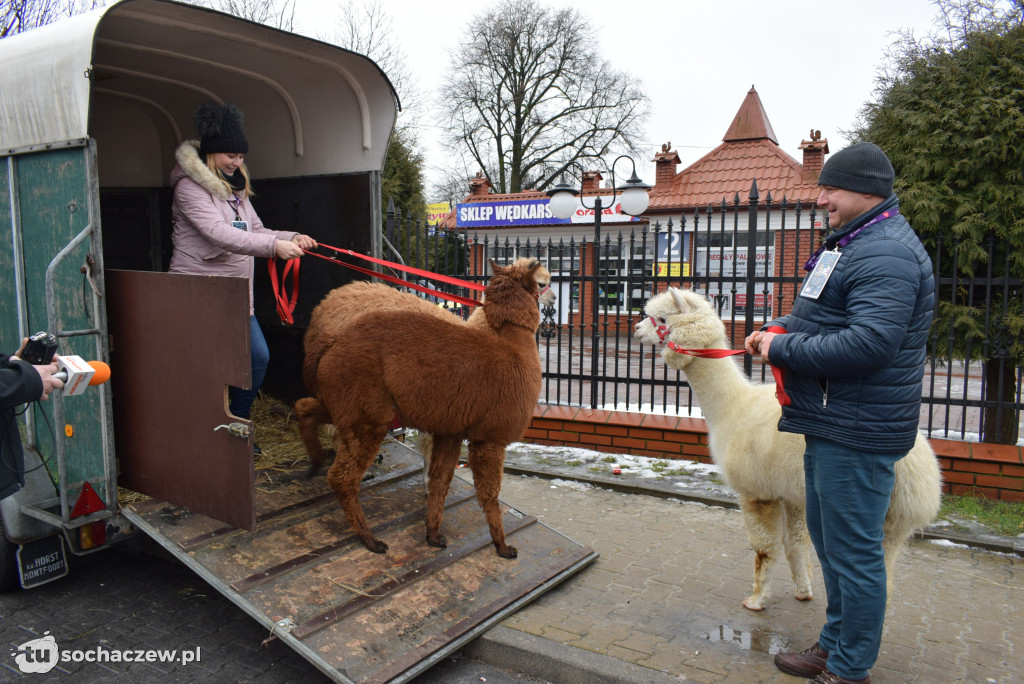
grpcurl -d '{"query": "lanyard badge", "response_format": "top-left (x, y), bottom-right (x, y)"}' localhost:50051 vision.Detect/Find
top-left (800, 249), bottom-right (841, 299)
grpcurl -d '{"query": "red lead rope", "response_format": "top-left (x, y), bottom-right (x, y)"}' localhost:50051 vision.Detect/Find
top-left (267, 242), bottom-right (490, 324)
top-left (664, 325), bottom-right (791, 406)
top-left (268, 256), bottom-right (300, 325)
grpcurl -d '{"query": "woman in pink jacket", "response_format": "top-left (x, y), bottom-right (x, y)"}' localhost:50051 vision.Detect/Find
top-left (169, 103), bottom-right (316, 429)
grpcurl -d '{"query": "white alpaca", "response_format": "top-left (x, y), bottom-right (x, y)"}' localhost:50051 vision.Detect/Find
top-left (634, 287), bottom-right (942, 611)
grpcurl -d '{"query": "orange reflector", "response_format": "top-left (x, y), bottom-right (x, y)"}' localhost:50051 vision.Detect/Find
top-left (70, 481), bottom-right (106, 518)
top-left (79, 524), bottom-right (94, 550)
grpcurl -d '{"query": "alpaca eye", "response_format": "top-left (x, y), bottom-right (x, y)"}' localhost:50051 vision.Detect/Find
top-left (657, 318), bottom-right (666, 324)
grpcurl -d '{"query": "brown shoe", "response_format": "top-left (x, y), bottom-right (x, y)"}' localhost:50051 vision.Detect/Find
top-left (774, 642), bottom-right (829, 678)
top-left (811, 670), bottom-right (871, 684)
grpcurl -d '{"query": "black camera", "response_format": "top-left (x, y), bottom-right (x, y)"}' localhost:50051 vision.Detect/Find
top-left (21, 331), bottom-right (58, 365)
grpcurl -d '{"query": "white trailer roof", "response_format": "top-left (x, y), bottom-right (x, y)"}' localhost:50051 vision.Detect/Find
top-left (0, 0), bottom-right (398, 185)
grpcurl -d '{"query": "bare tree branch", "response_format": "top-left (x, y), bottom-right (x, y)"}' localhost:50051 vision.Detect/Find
top-left (441, 0), bottom-right (649, 194)
top-left (188, 0), bottom-right (297, 31)
top-left (1, 0), bottom-right (102, 39)
top-left (323, 0), bottom-right (422, 125)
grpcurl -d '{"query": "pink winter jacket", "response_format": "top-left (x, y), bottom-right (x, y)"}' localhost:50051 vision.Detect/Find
top-left (169, 141), bottom-right (298, 315)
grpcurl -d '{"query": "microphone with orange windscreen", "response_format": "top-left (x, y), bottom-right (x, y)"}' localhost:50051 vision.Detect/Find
top-left (53, 356), bottom-right (111, 396)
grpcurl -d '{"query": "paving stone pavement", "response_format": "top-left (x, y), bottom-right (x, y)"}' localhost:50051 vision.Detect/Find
top-left (491, 472), bottom-right (1024, 684)
top-left (1, 466), bottom-right (1020, 683)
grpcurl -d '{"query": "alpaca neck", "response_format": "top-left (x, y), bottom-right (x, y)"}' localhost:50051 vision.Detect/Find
top-left (678, 354), bottom-right (751, 427)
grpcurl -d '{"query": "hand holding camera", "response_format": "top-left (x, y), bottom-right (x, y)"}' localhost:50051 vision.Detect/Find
top-left (16, 332), bottom-right (110, 400)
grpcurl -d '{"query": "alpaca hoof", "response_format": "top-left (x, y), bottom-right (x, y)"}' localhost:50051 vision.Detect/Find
top-left (495, 543), bottom-right (518, 559)
top-left (426, 534), bottom-right (448, 549)
top-left (363, 538), bottom-right (388, 554)
top-left (742, 597), bottom-right (766, 611)
top-left (794, 591), bottom-right (813, 601)
top-left (304, 449), bottom-right (336, 479)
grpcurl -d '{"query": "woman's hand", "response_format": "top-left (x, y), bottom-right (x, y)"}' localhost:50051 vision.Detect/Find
top-left (292, 234), bottom-right (318, 249)
top-left (275, 240), bottom-right (305, 260)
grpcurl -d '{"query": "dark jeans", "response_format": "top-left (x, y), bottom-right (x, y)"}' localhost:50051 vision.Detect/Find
top-left (229, 315), bottom-right (269, 420)
top-left (804, 434), bottom-right (907, 680)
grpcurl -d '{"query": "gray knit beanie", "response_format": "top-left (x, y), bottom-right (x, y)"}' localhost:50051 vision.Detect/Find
top-left (817, 142), bottom-right (894, 197)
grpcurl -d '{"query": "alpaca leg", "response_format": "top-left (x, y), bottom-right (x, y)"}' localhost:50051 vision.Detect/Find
top-left (419, 433), bottom-right (434, 489)
top-left (327, 422), bottom-right (390, 553)
top-left (882, 518), bottom-right (911, 606)
top-left (294, 397), bottom-right (334, 476)
top-left (781, 499), bottom-right (814, 601)
top-left (467, 442), bottom-right (516, 559)
top-left (738, 496), bottom-right (782, 611)
top-left (424, 435), bottom-right (460, 548)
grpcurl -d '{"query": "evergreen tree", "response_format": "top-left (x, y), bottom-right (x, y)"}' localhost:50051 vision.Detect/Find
top-left (853, 0), bottom-right (1024, 443)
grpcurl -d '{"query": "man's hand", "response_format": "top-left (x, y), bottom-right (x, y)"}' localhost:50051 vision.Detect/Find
top-left (744, 331), bottom-right (777, 363)
top-left (35, 358), bottom-right (63, 400)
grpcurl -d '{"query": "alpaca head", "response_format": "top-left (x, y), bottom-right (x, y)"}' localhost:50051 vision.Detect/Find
top-left (634, 288), bottom-right (727, 368)
top-left (509, 257), bottom-right (557, 308)
top-left (483, 258), bottom-right (543, 332)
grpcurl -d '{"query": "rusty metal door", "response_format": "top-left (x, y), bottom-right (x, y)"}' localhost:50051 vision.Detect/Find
top-left (122, 439), bottom-right (597, 683)
top-left (106, 269), bottom-right (256, 529)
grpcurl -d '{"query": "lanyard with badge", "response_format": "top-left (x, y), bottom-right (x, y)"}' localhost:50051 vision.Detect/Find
top-left (229, 195), bottom-right (249, 232)
top-left (800, 208), bottom-right (899, 299)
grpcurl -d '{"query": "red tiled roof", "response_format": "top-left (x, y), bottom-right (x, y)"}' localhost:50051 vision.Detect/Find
top-left (723, 86), bottom-right (778, 143)
top-left (649, 87), bottom-right (821, 211)
top-left (648, 138), bottom-right (820, 210)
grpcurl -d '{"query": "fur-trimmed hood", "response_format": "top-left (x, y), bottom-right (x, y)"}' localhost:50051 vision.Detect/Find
top-left (171, 140), bottom-right (233, 200)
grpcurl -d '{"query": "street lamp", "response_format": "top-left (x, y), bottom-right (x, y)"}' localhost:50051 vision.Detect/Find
top-left (545, 155), bottom-right (651, 409)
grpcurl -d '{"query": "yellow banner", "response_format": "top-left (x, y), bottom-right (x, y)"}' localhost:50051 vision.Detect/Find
top-left (426, 202), bottom-right (451, 226)
top-left (652, 263), bottom-right (690, 277)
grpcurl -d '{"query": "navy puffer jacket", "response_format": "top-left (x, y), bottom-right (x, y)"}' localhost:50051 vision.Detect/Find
top-left (765, 194), bottom-right (935, 452)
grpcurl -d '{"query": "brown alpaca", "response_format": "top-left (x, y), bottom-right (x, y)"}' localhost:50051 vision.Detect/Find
top-left (302, 257), bottom-right (553, 397)
top-left (294, 259), bottom-right (543, 557)
top-left (301, 258), bottom-right (554, 486)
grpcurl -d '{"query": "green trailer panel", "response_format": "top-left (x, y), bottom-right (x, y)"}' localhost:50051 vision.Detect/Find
top-left (1, 144), bottom-right (112, 510)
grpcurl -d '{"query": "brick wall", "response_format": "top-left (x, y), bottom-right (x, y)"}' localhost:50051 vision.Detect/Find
top-left (524, 405), bottom-right (1024, 503)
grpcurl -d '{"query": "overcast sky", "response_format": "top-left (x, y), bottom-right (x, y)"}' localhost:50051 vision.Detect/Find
top-left (293, 0), bottom-right (944, 199)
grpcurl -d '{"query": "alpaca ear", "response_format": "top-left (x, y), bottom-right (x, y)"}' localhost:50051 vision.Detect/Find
top-left (669, 287), bottom-right (690, 314)
top-left (523, 261), bottom-right (542, 291)
top-left (487, 258), bottom-right (501, 275)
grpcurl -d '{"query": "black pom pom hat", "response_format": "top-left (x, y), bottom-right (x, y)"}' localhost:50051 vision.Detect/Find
top-left (193, 102), bottom-right (249, 158)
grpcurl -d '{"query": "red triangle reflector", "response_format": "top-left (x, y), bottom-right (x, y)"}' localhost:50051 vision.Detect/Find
top-left (71, 481), bottom-right (106, 518)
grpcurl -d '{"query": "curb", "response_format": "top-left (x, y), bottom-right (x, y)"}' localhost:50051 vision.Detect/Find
top-left (466, 626), bottom-right (685, 684)
top-left (500, 463), bottom-right (1024, 557)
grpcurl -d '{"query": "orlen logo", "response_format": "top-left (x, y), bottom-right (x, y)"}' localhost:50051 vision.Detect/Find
top-left (11, 631), bottom-right (59, 673)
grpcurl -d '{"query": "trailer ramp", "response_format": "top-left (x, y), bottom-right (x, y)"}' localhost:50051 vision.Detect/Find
top-left (122, 439), bottom-right (597, 683)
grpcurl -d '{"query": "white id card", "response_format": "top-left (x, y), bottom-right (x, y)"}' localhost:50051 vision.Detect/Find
top-left (800, 250), bottom-right (842, 299)
top-left (231, 220), bottom-right (249, 231)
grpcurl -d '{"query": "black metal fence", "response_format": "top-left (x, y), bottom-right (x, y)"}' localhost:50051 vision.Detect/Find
top-left (382, 187), bottom-right (1023, 445)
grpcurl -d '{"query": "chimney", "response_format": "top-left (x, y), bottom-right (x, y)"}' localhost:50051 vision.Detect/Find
top-left (652, 142), bottom-right (681, 188)
top-left (468, 171), bottom-right (491, 197)
top-left (798, 130), bottom-right (829, 180)
top-left (581, 170), bottom-right (603, 191)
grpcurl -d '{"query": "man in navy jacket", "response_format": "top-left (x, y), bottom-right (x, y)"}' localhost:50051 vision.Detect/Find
top-left (745, 142), bottom-right (935, 684)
